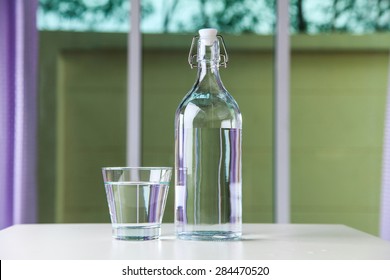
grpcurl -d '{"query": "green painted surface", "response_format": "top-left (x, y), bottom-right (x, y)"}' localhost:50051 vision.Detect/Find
top-left (39, 32), bottom-right (389, 236)
top-left (56, 50), bottom-right (127, 222)
top-left (291, 51), bottom-right (388, 235)
top-left (37, 32), bottom-right (127, 223)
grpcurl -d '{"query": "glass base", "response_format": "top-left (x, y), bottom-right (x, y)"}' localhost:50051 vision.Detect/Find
top-left (112, 224), bottom-right (161, 240)
top-left (177, 230), bottom-right (241, 241)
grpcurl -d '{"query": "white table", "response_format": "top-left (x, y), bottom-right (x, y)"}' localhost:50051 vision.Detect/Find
top-left (1, 223), bottom-right (390, 260)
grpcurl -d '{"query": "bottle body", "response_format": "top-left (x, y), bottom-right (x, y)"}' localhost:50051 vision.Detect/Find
top-left (175, 30), bottom-right (242, 240)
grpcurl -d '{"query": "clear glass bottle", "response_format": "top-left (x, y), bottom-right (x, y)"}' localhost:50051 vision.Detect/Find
top-left (175, 29), bottom-right (242, 240)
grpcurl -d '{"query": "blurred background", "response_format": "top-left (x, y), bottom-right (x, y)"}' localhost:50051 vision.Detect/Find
top-left (34, 0), bottom-right (390, 236)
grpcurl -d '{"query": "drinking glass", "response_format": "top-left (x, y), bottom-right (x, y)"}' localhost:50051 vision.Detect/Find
top-left (102, 167), bottom-right (172, 240)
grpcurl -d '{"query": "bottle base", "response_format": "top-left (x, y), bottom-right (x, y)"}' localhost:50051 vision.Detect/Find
top-left (177, 230), bottom-right (241, 241)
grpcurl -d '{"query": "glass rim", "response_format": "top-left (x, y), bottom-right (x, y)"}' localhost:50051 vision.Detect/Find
top-left (102, 167), bottom-right (173, 171)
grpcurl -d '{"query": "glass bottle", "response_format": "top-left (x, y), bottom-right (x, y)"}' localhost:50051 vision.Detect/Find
top-left (175, 29), bottom-right (242, 240)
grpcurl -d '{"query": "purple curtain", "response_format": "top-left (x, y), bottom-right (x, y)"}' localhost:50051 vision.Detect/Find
top-left (0, 0), bottom-right (38, 229)
top-left (380, 59), bottom-right (390, 241)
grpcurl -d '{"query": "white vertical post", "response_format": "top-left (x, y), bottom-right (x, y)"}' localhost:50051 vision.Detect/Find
top-left (275, 0), bottom-right (291, 223)
top-left (127, 0), bottom-right (142, 166)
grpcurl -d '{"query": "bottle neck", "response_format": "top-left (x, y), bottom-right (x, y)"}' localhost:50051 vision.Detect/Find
top-left (198, 60), bottom-right (219, 77)
top-left (195, 42), bottom-right (225, 92)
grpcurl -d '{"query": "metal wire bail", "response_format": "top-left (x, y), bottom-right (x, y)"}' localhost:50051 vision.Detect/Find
top-left (217, 35), bottom-right (228, 68)
top-left (188, 35), bottom-right (199, 69)
top-left (188, 34), bottom-right (229, 69)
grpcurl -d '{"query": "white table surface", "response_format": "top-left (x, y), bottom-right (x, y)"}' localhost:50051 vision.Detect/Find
top-left (1, 223), bottom-right (390, 260)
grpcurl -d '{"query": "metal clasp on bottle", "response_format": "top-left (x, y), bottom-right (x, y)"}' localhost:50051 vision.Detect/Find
top-left (188, 35), bottom-right (229, 69)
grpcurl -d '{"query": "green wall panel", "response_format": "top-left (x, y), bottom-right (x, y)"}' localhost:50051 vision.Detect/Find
top-left (291, 52), bottom-right (388, 235)
top-left (57, 50), bottom-right (127, 222)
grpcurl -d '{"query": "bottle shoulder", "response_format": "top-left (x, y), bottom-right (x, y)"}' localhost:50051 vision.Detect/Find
top-left (176, 90), bottom-right (242, 129)
top-left (178, 89), bottom-right (240, 111)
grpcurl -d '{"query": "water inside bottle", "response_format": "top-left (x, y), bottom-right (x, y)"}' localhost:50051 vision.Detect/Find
top-left (175, 127), bottom-right (242, 240)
